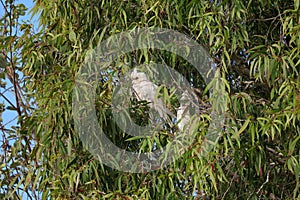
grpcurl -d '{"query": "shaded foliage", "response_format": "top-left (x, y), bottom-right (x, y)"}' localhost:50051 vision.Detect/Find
top-left (0, 0), bottom-right (299, 199)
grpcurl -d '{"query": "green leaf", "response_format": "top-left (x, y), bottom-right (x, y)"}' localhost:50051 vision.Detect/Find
top-left (233, 116), bottom-right (251, 139)
top-left (69, 29), bottom-right (76, 43)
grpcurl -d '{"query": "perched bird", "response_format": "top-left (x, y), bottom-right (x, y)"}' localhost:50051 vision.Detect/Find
top-left (177, 90), bottom-right (193, 131)
top-left (130, 68), bottom-right (173, 127)
top-left (130, 68), bottom-right (199, 132)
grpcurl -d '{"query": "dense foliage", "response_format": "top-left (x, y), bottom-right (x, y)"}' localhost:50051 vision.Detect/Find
top-left (0, 0), bottom-right (299, 199)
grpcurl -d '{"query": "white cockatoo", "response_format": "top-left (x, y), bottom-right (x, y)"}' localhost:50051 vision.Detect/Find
top-left (130, 68), bottom-right (172, 125)
top-left (130, 68), bottom-right (197, 132)
top-left (176, 90), bottom-right (192, 131)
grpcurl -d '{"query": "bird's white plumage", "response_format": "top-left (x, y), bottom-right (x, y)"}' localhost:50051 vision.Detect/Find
top-left (130, 69), bottom-right (168, 121)
top-left (130, 68), bottom-right (196, 131)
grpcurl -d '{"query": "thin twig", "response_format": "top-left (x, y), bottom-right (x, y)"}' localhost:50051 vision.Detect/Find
top-left (255, 12), bottom-right (285, 22)
top-left (256, 170), bottom-right (270, 195)
top-left (0, 0), bottom-right (9, 15)
top-left (266, 146), bottom-right (286, 164)
top-left (221, 171), bottom-right (238, 200)
top-left (0, 92), bottom-right (18, 110)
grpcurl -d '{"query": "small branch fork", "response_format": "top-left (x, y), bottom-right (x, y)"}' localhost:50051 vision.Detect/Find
top-left (256, 170), bottom-right (271, 195)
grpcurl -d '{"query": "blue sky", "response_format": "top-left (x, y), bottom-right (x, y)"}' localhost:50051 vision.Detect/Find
top-left (0, 0), bottom-right (37, 128)
top-left (1, 1), bottom-right (38, 197)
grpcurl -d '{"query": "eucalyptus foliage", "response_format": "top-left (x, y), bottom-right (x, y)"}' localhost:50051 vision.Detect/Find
top-left (0, 0), bottom-right (299, 199)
